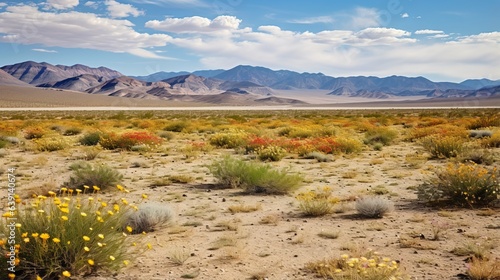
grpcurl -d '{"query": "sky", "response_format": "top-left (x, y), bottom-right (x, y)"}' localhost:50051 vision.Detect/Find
top-left (0, 0), bottom-right (498, 82)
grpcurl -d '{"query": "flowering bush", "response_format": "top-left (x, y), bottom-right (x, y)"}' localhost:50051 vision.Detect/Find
top-left (100, 131), bottom-right (162, 150)
top-left (0, 186), bottom-right (145, 279)
top-left (296, 187), bottom-right (339, 216)
top-left (421, 135), bottom-right (465, 158)
top-left (209, 130), bottom-right (248, 149)
top-left (306, 252), bottom-right (406, 279)
top-left (257, 145), bottom-right (287, 161)
top-left (417, 163), bottom-right (499, 207)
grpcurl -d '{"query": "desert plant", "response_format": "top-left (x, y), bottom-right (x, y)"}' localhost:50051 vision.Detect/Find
top-left (469, 130), bottom-right (493, 139)
top-left (228, 203), bottom-right (262, 214)
top-left (63, 127), bottom-right (83, 136)
top-left (364, 126), bottom-right (398, 146)
top-left (0, 189), bottom-right (139, 279)
top-left (305, 253), bottom-right (407, 279)
top-left (126, 202), bottom-right (174, 234)
top-left (303, 151), bottom-right (333, 162)
top-left (209, 130), bottom-right (248, 149)
top-left (481, 130), bottom-right (500, 148)
top-left (24, 127), bottom-right (46, 139)
top-left (100, 131), bottom-right (162, 150)
top-left (66, 162), bottom-right (123, 191)
top-left (451, 242), bottom-right (494, 260)
top-left (296, 186), bottom-right (339, 217)
top-left (257, 145), bottom-right (287, 161)
top-left (355, 196), bottom-right (393, 218)
top-left (421, 135), bottom-right (465, 158)
top-left (466, 257), bottom-right (500, 280)
top-left (34, 137), bottom-right (69, 152)
top-left (209, 155), bottom-right (303, 194)
top-left (458, 148), bottom-right (495, 165)
top-left (163, 121), bottom-right (189, 132)
top-left (417, 163), bottom-right (499, 207)
top-left (79, 132), bottom-right (103, 146)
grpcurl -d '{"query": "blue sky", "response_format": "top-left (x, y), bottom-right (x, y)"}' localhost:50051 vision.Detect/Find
top-left (0, 0), bottom-right (498, 82)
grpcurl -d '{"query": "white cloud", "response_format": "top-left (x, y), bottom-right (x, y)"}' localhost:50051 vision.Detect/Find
top-left (32, 48), bottom-right (58, 53)
top-left (0, 3), bottom-right (7, 8)
top-left (145, 15), bottom-right (241, 33)
top-left (346, 7), bottom-right (383, 30)
top-left (457, 32), bottom-right (500, 44)
top-left (127, 0), bottom-right (207, 7)
top-left (415, 29), bottom-right (444, 35)
top-left (47, 0), bottom-right (79, 10)
top-left (0, 5), bottom-right (170, 58)
top-left (84, 1), bottom-right (98, 9)
top-left (105, 0), bottom-right (143, 18)
top-left (288, 16), bottom-right (334, 24)
top-left (429, 34), bottom-right (449, 39)
top-left (401, 13), bottom-right (409, 18)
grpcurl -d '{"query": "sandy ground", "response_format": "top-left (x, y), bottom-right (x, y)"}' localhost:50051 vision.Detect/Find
top-left (2, 133), bottom-right (499, 280)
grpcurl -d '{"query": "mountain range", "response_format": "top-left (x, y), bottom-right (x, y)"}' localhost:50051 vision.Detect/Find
top-left (1, 61), bottom-right (500, 105)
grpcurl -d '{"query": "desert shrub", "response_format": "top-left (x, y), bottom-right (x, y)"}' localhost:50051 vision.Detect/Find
top-left (209, 130), bottom-right (248, 149)
top-left (335, 137), bottom-right (363, 154)
top-left (66, 162), bottom-right (123, 191)
top-left (406, 124), bottom-right (468, 141)
top-left (0, 190), bottom-right (139, 279)
top-left (481, 131), bottom-right (500, 148)
top-left (209, 155), bottom-right (303, 194)
top-left (466, 257), bottom-right (500, 280)
top-left (469, 130), bottom-right (493, 139)
top-left (0, 139), bottom-right (7, 149)
top-left (458, 148), bottom-right (495, 165)
top-left (296, 187), bottom-right (339, 217)
top-left (34, 137), bottom-right (69, 152)
top-left (163, 121), bottom-right (189, 132)
top-left (158, 131), bottom-right (175, 140)
top-left (81, 146), bottom-right (101, 161)
top-left (100, 131), bottom-right (162, 150)
top-left (79, 132), bottom-right (103, 146)
top-left (417, 163), bottom-right (499, 207)
top-left (63, 127), bottom-right (83, 136)
top-left (421, 135), bottom-right (465, 158)
top-left (451, 241), bottom-right (494, 260)
top-left (1, 136), bottom-right (20, 145)
top-left (257, 145), bottom-right (287, 161)
top-left (24, 127), bottom-right (47, 139)
top-left (364, 127), bottom-right (398, 146)
top-left (303, 151), bottom-right (332, 162)
top-left (468, 115), bottom-right (500, 129)
top-left (305, 252), bottom-right (406, 279)
top-left (126, 202), bottom-right (174, 234)
top-left (355, 196), bottom-right (393, 218)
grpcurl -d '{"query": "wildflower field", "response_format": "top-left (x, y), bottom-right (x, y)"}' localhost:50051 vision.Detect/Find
top-left (0, 109), bottom-right (499, 279)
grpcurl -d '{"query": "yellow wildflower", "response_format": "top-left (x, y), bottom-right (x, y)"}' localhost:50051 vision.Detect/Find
top-left (52, 238), bottom-right (61, 243)
top-left (83, 236), bottom-right (90, 241)
top-left (62, 271), bottom-right (71, 277)
top-left (88, 259), bottom-right (95, 265)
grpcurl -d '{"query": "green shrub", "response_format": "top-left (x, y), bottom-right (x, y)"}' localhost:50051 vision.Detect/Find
top-left (79, 132), bottom-right (103, 146)
top-left (0, 139), bottom-right (7, 149)
top-left (355, 196), bottom-right (393, 218)
top-left (458, 148), bottom-right (495, 165)
top-left (257, 145), bottom-right (287, 161)
top-left (66, 162), bottom-right (123, 191)
top-left (417, 163), bottom-right (499, 207)
top-left (421, 135), bottom-right (465, 158)
top-left (209, 155), bottom-right (303, 194)
top-left (209, 130), bottom-right (248, 149)
top-left (126, 202), bottom-right (174, 234)
top-left (364, 127), bottom-right (398, 146)
top-left (0, 191), bottom-right (138, 279)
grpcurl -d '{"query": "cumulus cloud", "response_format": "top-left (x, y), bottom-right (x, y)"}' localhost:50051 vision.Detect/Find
top-left (457, 32), bottom-right (500, 44)
top-left (346, 7), bottom-right (383, 29)
top-left (105, 0), bottom-right (143, 18)
top-left (47, 0), bottom-right (79, 10)
top-left (32, 48), bottom-right (58, 53)
top-left (0, 3), bottom-right (7, 8)
top-left (128, 0), bottom-right (207, 7)
top-left (401, 13), bottom-right (409, 18)
top-left (415, 29), bottom-right (444, 35)
top-left (145, 15), bottom-right (241, 33)
top-left (0, 5), bottom-right (170, 58)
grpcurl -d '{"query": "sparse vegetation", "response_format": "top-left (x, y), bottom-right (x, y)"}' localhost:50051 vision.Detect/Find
top-left (66, 162), bottom-right (123, 191)
top-left (126, 202), bottom-right (174, 234)
top-left (355, 196), bottom-right (394, 218)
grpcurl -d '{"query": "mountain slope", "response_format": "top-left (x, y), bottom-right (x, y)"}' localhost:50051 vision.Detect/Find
top-left (37, 74), bottom-right (106, 92)
top-left (0, 69), bottom-right (32, 87)
top-left (85, 76), bottom-right (171, 98)
top-left (1, 61), bottom-right (122, 85)
top-left (460, 79), bottom-right (500, 90)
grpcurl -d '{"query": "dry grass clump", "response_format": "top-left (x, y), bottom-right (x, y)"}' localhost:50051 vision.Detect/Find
top-left (451, 241), bottom-right (495, 260)
top-left (421, 135), bottom-right (465, 158)
top-left (228, 203), bottom-right (262, 214)
top-left (355, 196), bottom-right (394, 218)
top-left (34, 137), bottom-right (69, 152)
top-left (466, 257), bottom-right (500, 280)
top-left (126, 202), bottom-right (174, 234)
top-left (296, 186), bottom-right (339, 217)
top-left (305, 252), bottom-right (407, 279)
top-left (303, 151), bottom-right (333, 162)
